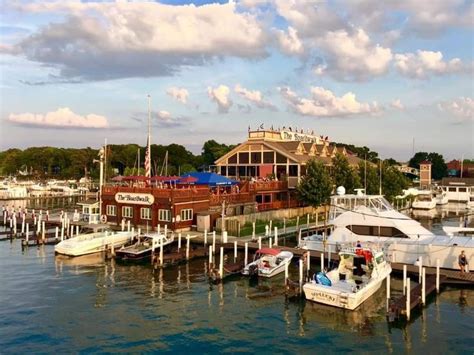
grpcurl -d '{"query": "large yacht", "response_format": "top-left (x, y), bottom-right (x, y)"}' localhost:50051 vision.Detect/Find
top-left (300, 189), bottom-right (473, 270)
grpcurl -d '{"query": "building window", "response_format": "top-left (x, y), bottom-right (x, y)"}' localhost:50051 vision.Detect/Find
top-left (289, 165), bottom-right (298, 177)
top-left (239, 152), bottom-right (249, 164)
top-left (159, 209), bottom-right (171, 222)
top-left (180, 209), bottom-right (193, 221)
top-left (106, 205), bottom-right (116, 216)
top-left (228, 154), bottom-right (237, 164)
top-left (140, 207), bottom-right (151, 220)
top-left (251, 152), bottom-right (261, 164)
top-left (228, 166), bottom-right (236, 176)
top-left (220, 166), bottom-right (227, 176)
top-left (122, 206), bottom-right (133, 218)
top-left (276, 152), bottom-right (287, 164)
top-left (263, 151), bottom-right (274, 164)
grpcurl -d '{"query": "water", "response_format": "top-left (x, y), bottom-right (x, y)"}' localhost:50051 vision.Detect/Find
top-left (0, 205), bottom-right (473, 353)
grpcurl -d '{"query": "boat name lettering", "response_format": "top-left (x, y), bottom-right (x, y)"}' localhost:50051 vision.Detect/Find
top-left (115, 193), bottom-right (155, 205)
top-left (311, 291), bottom-right (337, 303)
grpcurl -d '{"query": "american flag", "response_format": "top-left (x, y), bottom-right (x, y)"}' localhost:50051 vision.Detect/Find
top-left (145, 136), bottom-right (151, 178)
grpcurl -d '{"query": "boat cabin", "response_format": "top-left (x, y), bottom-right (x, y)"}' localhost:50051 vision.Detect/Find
top-left (77, 200), bottom-right (100, 224)
top-left (337, 248), bottom-right (385, 283)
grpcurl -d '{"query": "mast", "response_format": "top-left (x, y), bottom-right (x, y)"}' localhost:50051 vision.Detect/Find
top-left (104, 138), bottom-right (107, 183)
top-left (138, 148), bottom-right (140, 175)
top-left (146, 94), bottom-right (152, 178)
top-left (379, 159), bottom-right (382, 195)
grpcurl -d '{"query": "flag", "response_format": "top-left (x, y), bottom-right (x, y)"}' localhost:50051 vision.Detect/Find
top-left (145, 136), bottom-right (151, 178)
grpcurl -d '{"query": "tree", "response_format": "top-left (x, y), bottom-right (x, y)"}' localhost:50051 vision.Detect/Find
top-left (201, 140), bottom-right (236, 167)
top-left (358, 162), bottom-right (379, 195)
top-left (331, 153), bottom-right (361, 193)
top-left (381, 163), bottom-right (410, 201)
top-left (296, 159), bottom-right (333, 208)
top-left (409, 152), bottom-right (447, 180)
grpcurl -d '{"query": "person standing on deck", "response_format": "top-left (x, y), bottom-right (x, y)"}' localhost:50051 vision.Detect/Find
top-left (459, 250), bottom-right (468, 273)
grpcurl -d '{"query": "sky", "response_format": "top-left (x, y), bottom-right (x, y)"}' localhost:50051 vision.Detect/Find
top-left (0, 0), bottom-right (473, 161)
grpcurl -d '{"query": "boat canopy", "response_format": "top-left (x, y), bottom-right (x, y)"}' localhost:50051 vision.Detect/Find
top-left (256, 248), bottom-right (281, 256)
top-left (182, 172), bottom-right (238, 186)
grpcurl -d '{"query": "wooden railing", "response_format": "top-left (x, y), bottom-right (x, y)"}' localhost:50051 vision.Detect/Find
top-left (209, 192), bottom-right (253, 205)
top-left (249, 181), bottom-right (288, 192)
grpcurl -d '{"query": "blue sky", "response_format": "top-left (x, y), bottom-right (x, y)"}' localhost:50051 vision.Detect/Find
top-left (0, 0), bottom-right (473, 161)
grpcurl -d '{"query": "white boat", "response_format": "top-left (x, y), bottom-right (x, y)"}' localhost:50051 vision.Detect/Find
top-left (55, 228), bottom-right (135, 256)
top-left (299, 190), bottom-right (474, 270)
top-left (412, 190), bottom-right (436, 210)
top-left (441, 185), bottom-right (472, 203)
top-left (242, 248), bottom-right (293, 278)
top-left (116, 233), bottom-right (174, 261)
top-left (303, 246), bottom-right (391, 310)
top-left (443, 226), bottom-right (474, 237)
top-left (435, 189), bottom-right (449, 205)
top-left (468, 193), bottom-right (474, 209)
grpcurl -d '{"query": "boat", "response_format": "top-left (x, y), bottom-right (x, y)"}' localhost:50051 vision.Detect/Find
top-left (242, 248), bottom-right (293, 278)
top-left (412, 190), bottom-right (436, 210)
top-left (303, 246), bottom-right (391, 310)
top-left (55, 228), bottom-right (135, 256)
top-left (435, 189), bottom-right (449, 205)
top-left (441, 184), bottom-right (472, 203)
top-left (468, 192), bottom-right (474, 209)
top-left (115, 232), bottom-right (174, 261)
top-left (443, 226), bottom-right (474, 237)
top-left (299, 189), bottom-right (474, 270)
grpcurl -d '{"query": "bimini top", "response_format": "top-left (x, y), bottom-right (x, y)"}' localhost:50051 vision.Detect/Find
top-left (256, 248), bottom-right (281, 256)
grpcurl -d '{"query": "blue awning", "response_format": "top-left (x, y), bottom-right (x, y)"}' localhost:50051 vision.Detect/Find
top-left (181, 172), bottom-right (238, 186)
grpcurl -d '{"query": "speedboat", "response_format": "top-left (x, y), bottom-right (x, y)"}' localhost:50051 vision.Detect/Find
top-left (242, 248), bottom-right (293, 278)
top-left (299, 189), bottom-right (474, 270)
top-left (303, 246), bottom-right (391, 310)
top-left (116, 233), bottom-right (174, 261)
top-left (435, 189), bottom-right (449, 205)
top-left (412, 190), bottom-right (436, 210)
top-left (55, 228), bottom-right (135, 256)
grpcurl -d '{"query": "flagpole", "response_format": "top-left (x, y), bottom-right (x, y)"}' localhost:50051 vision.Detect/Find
top-left (147, 94), bottom-right (152, 178)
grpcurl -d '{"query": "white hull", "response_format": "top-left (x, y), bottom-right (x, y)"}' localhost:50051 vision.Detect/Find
top-left (436, 194), bottom-right (449, 205)
top-left (412, 200), bottom-right (436, 210)
top-left (242, 250), bottom-right (293, 278)
top-left (55, 231), bottom-right (134, 256)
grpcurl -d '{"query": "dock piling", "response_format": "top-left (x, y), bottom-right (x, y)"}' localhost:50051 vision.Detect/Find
top-left (436, 259), bottom-right (440, 293)
top-left (299, 258), bottom-right (304, 295)
top-left (386, 275), bottom-right (391, 311)
top-left (121, 219), bottom-right (125, 231)
top-left (403, 265), bottom-right (407, 295)
top-left (252, 222), bottom-right (255, 239)
top-left (320, 253), bottom-right (324, 271)
top-left (178, 233), bottom-right (182, 250)
top-left (258, 237), bottom-right (262, 250)
top-left (208, 245), bottom-right (213, 266)
top-left (274, 227), bottom-right (278, 246)
top-left (219, 247), bottom-right (224, 279)
top-left (419, 256), bottom-right (423, 283)
top-left (186, 235), bottom-right (190, 260)
top-left (298, 229), bottom-right (302, 246)
top-left (160, 236), bottom-right (164, 266)
top-left (269, 237), bottom-right (272, 248)
top-left (234, 241), bottom-right (237, 261)
top-left (26, 224), bottom-right (29, 242)
top-left (244, 242), bottom-right (248, 266)
top-left (406, 278), bottom-right (411, 320)
top-left (127, 220), bottom-right (131, 232)
top-left (55, 227), bottom-right (59, 240)
top-left (212, 231), bottom-right (216, 253)
top-left (307, 251), bottom-right (311, 279)
top-left (285, 260), bottom-right (289, 286)
top-left (422, 268), bottom-right (426, 305)
top-left (204, 230), bottom-right (207, 246)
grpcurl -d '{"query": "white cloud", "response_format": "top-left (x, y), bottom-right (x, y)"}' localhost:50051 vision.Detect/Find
top-left (438, 97), bottom-right (474, 122)
top-left (208, 85), bottom-right (233, 113)
top-left (8, 107), bottom-right (109, 128)
top-left (394, 50), bottom-right (465, 79)
top-left (234, 84), bottom-right (276, 110)
top-left (275, 26), bottom-right (304, 55)
top-left (316, 29), bottom-right (393, 81)
top-left (278, 86), bottom-right (379, 117)
top-left (157, 110), bottom-right (172, 120)
top-left (166, 87), bottom-right (189, 104)
top-left (12, 2), bottom-right (267, 81)
top-left (391, 99), bottom-right (404, 110)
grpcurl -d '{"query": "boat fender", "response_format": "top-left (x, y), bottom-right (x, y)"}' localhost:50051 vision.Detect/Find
top-left (100, 214), bottom-right (107, 223)
top-left (315, 272), bottom-right (332, 286)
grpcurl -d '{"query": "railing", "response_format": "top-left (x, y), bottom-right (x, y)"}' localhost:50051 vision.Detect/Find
top-left (257, 199), bottom-right (300, 211)
top-left (249, 180), bottom-right (288, 192)
top-left (209, 192), bottom-right (254, 205)
top-left (102, 186), bottom-right (210, 200)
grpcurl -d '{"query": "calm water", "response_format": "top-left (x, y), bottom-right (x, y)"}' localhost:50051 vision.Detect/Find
top-left (0, 205), bottom-right (473, 353)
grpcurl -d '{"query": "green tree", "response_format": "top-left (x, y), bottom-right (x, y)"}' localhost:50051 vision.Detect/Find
top-left (381, 163), bottom-right (410, 201)
top-left (296, 159), bottom-right (333, 207)
top-left (409, 152), bottom-right (447, 180)
top-left (358, 162), bottom-right (380, 195)
top-left (331, 153), bottom-right (361, 193)
top-left (201, 140), bottom-right (236, 167)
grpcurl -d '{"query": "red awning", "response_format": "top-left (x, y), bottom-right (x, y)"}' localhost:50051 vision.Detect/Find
top-left (256, 248), bottom-right (281, 256)
top-left (122, 176), bottom-right (149, 181)
top-left (111, 175), bottom-right (123, 182)
top-left (178, 176), bottom-right (198, 184)
top-left (150, 176), bottom-right (180, 182)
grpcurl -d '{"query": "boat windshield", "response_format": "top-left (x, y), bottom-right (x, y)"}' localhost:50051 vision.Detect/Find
top-left (330, 195), bottom-right (393, 219)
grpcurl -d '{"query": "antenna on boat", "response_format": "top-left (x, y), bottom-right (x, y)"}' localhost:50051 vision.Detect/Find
top-left (364, 153), bottom-right (367, 192)
top-left (379, 159), bottom-right (382, 195)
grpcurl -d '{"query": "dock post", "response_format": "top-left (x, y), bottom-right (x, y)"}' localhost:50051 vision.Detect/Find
top-left (212, 231), bottom-right (216, 253)
top-left (157, 224), bottom-right (161, 234)
top-left (244, 242), bottom-right (248, 266)
top-left (298, 229), bottom-right (302, 247)
top-left (274, 227), bottom-right (278, 246)
top-left (307, 251), bottom-right (311, 279)
top-left (316, 212), bottom-right (318, 227)
top-left (21, 218), bottom-right (25, 235)
top-left (306, 213), bottom-right (309, 229)
top-left (164, 225), bottom-right (168, 237)
top-left (160, 236), bottom-right (164, 266)
top-left (418, 256), bottom-right (423, 283)
top-left (269, 237), bottom-right (272, 248)
top-left (422, 268), bottom-right (426, 305)
top-left (26, 223), bottom-right (29, 243)
top-left (436, 259), bottom-right (440, 293)
top-left (252, 222), bottom-right (255, 239)
top-left (269, 220), bottom-right (272, 235)
top-left (127, 220), bottom-right (131, 232)
top-left (13, 216), bottom-right (17, 235)
top-left (70, 224), bottom-right (74, 238)
top-left (121, 219), bottom-right (125, 231)
top-left (204, 230), bottom-right (207, 246)
top-left (265, 225), bottom-right (269, 237)
top-left (55, 227), bottom-right (59, 240)
top-left (76, 225), bottom-right (79, 236)
top-left (2, 210), bottom-right (6, 225)
top-left (386, 275), bottom-right (391, 311)
top-left (328, 248), bottom-right (331, 269)
top-left (296, 215), bottom-right (300, 230)
top-left (283, 218), bottom-right (286, 233)
top-left (60, 224), bottom-right (64, 241)
top-left (151, 237), bottom-right (155, 266)
top-left (33, 216), bottom-right (37, 228)
top-left (234, 241), bottom-right (237, 261)
top-left (320, 253), bottom-right (324, 271)
top-left (258, 237), bottom-right (262, 250)
top-left (299, 258), bottom-right (304, 295)
top-left (176, 232), bottom-right (181, 250)
top-left (186, 235), bottom-right (190, 260)
top-left (285, 260), bottom-right (289, 286)
top-left (403, 265), bottom-right (407, 295)
top-left (42, 221), bottom-right (45, 242)
top-left (209, 245), bottom-right (213, 266)
top-left (219, 247), bottom-right (224, 280)
top-left (223, 231), bottom-right (228, 243)
top-left (406, 278), bottom-right (411, 320)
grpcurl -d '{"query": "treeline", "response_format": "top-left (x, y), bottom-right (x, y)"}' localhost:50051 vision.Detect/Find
top-left (0, 140), bottom-right (235, 179)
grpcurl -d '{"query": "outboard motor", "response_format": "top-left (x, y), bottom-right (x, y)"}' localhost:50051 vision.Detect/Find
top-left (248, 264), bottom-right (259, 278)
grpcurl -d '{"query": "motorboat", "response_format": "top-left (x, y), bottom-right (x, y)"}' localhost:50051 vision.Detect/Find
top-left (441, 185), bottom-right (472, 203)
top-left (435, 189), bottom-right (449, 205)
top-left (242, 248), bottom-right (293, 278)
top-left (55, 228), bottom-right (135, 256)
top-left (299, 189), bottom-right (474, 270)
top-left (412, 190), bottom-right (436, 210)
top-left (116, 233), bottom-right (174, 261)
top-left (468, 193), bottom-right (474, 209)
top-left (303, 246), bottom-right (391, 310)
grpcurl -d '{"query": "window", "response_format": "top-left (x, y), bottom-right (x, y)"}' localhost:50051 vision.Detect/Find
top-left (251, 152), bottom-right (261, 164)
top-left (220, 166), bottom-right (227, 176)
top-left (106, 205), bottom-right (116, 216)
top-left (263, 151), bottom-right (274, 164)
top-left (289, 165), bottom-right (298, 177)
top-left (159, 209), bottom-right (171, 222)
top-left (122, 206), bottom-right (133, 218)
top-left (458, 187), bottom-right (467, 192)
top-left (180, 209), bottom-right (193, 221)
top-left (228, 166), bottom-right (236, 176)
top-left (238, 152), bottom-right (249, 164)
top-left (140, 207), bottom-right (151, 220)
top-left (228, 154), bottom-right (237, 164)
top-left (276, 153), bottom-right (287, 164)
top-left (448, 187), bottom-right (457, 192)
top-left (347, 225), bottom-right (408, 238)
